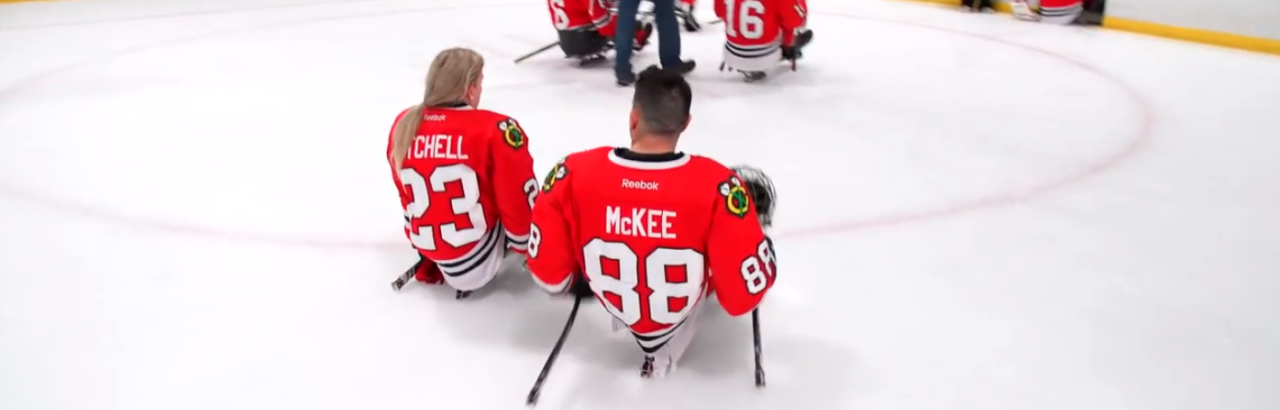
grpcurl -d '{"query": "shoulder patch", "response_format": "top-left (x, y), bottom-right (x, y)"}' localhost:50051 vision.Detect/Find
top-left (497, 118), bottom-right (526, 149)
top-left (541, 157), bottom-right (568, 193)
top-left (717, 173), bottom-right (752, 218)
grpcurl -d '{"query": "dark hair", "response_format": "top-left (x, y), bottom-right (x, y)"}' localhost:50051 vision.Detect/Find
top-left (632, 66), bottom-right (692, 136)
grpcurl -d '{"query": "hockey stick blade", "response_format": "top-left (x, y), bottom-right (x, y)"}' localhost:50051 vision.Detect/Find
top-left (390, 263), bottom-right (417, 292)
top-left (527, 296), bottom-right (583, 407)
top-left (515, 41), bottom-right (560, 64)
top-left (753, 308), bottom-right (766, 388)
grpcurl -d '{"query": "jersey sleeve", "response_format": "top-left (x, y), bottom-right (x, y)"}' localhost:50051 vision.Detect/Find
top-left (779, 0), bottom-right (807, 45)
top-left (489, 115), bottom-right (539, 254)
top-left (388, 109), bottom-right (413, 237)
top-left (714, 0), bottom-right (726, 19)
top-left (526, 157), bottom-right (579, 294)
top-left (706, 170), bottom-right (776, 317)
top-left (589, 0), bottom-right (615, 31)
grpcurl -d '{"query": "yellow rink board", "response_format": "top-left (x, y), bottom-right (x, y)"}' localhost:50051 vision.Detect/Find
top-left (899, 0), bottom-right (1280, 56)
top-left (2, 0), bottom-right (1277, 56)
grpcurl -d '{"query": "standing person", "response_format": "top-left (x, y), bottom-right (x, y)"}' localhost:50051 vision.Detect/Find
top-left (526, 66), bottom-right (780, 379)
top-left (614, 0), bottom-right (696, 86)
top-left (387, 48), bottom-right (540, 300)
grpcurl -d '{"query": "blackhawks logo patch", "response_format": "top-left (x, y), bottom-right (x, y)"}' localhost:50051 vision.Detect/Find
top-left (541, 158), bottom-right (568, 193)
top-left (498, 118), bottom-right (526, 149)
top-left (718, 175), bottom-right (751, 218)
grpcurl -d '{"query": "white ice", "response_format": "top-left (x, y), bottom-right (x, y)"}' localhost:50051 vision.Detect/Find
top-left (1, 0), bottom-right (1278, 409)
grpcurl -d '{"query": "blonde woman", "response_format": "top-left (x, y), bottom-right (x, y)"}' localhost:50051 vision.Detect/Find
top-left (388, 48), bottom-right (539, 299)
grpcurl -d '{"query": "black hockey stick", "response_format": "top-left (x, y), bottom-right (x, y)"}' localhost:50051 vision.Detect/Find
top-left (752, 308), bottom-right (766, 388)
top-left (390, 262), bottom-right (417, 292)
top-left (526, 295), bottom-right (584, 406)
top-left (514, 41), bottom-right (560, 64)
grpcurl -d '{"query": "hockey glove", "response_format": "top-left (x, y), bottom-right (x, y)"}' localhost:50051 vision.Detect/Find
top-left (781, 46), bottom-right (800, 61)
top-left (570, 274), bottom-right (595, 298)
top-left (413, 254), bottom-right (444, 285)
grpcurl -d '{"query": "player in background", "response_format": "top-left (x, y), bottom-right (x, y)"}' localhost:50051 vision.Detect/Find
top-left (526, 66), bottom-right (779, 379)
top-left (675, 0), bottom-right (702, 32)
top-left (387, 48), bottom-right (539, 300)
top-left (714, 0), bottom-right (814, 82)
top-left (547, 0), bottom-right (655, 67)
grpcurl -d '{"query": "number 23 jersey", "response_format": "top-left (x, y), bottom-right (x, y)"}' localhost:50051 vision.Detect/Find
top-left (527, 147), bottom-right (777, 336)
top-left (387, 106), bottom-right (539, 267)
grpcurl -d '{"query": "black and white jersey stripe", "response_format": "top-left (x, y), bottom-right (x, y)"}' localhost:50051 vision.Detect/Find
top-left (437, 223), bottom-right (504, 277)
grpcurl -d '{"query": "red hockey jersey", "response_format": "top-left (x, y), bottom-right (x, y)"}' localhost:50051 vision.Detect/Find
top-left (715, 0), bottom-right (807, 52)
top-left (527, 147), bottom-right (777, 337)
top-left (387, 106), bottom-right (539, 266)
top-left (1038, 0), bottom-right (1084, 24)
top-left (547, 0), bottom-right (614, 32)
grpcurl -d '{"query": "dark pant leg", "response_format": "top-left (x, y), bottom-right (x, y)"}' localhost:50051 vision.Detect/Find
top-left (614, 0), bottom-right (641, 80)
top-left (559, 30), bottom-right (607, 57)
top-left (649, 0), bottom-right (682, 69)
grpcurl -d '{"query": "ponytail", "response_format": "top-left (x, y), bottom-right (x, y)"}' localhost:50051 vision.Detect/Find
top-left (390, 47), bottom-right (485, 170)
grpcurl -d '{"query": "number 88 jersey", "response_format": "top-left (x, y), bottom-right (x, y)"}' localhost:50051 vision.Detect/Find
top-left (527, 147), bottom-right (777, 337)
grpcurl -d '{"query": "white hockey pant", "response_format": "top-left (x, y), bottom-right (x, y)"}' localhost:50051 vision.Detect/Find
top-left (435, 229), bottom-right (510, 291)
top-left (617, 302), bottom-right (705, 378)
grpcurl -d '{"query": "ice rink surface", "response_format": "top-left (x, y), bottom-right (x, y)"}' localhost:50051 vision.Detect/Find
top-left (2, 0), bottom-right (1279, 409)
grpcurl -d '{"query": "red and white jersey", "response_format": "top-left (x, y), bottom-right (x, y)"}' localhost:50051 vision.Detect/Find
top-left (547, 0), bottom-right (614, 31)
top-left (388, 105), bottom-right (539, 274)
top-left (714, 0), bottom-right (807, 71)
top-left (527, 147), bottom-right (777, 339)
top-left (1038, 0), bottom-right (1084, 25)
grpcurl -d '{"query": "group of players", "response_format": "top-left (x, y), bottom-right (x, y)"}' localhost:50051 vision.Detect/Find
top-left (387, 47), bottom-right (779, 380)
top-left (548, 0), bottom-right (814, 82)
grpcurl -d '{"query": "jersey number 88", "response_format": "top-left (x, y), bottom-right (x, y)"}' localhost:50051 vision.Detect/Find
top-left (583, 239), bottom-right (705, 327)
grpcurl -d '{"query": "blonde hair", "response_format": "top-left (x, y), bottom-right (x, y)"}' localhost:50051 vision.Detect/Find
top-left (390, 47), bottom-right (485, 170)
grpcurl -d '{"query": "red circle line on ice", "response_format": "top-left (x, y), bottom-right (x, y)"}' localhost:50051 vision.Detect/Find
top-left (0, 4), bottom-right (1153, 249)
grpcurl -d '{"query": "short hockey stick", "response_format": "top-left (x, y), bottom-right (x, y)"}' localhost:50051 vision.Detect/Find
top-left (752, 308), bottom-right (766, 388)
top-left (514, 41), bottom-right (560, 64)
top-left (526, 295), bottom-right (584, 407)
top-left (390, 262), bottom-right (418, 292)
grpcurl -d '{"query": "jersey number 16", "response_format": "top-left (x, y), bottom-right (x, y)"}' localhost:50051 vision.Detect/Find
top-left (724, 0), bottom-right (765, 40)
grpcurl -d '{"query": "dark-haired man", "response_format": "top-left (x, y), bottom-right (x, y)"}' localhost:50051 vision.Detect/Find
top-left (526, 66), bottom-right (780, 379)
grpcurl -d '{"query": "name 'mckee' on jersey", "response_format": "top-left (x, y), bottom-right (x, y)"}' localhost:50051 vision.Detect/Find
top-left (388, 105), bottom-right (539, 276)
top-left (527, 147), bottom-right (777, 340)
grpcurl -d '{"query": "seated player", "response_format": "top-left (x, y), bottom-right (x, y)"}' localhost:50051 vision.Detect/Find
top-left (714, 0), bottom-right (814, 82)
top-left (526, 67), bottom-right (780, 379)
top-left (547, 0), bottom-right (655, 66)
top-left (676, 0), bottom-right (701, 31)
top-left (386, 48), bottom-right (540, 300)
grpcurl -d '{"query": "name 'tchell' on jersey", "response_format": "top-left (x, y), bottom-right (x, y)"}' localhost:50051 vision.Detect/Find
top-left (387, 106), bottom-right (540, 276)
top-left (526, 147), bottom-right (777, 337)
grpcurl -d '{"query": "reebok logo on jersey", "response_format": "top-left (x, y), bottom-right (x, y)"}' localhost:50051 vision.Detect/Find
top-left (621, 179), bottom-right (659, 191)
top-left (424, 114), bottom-right (446, 121)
